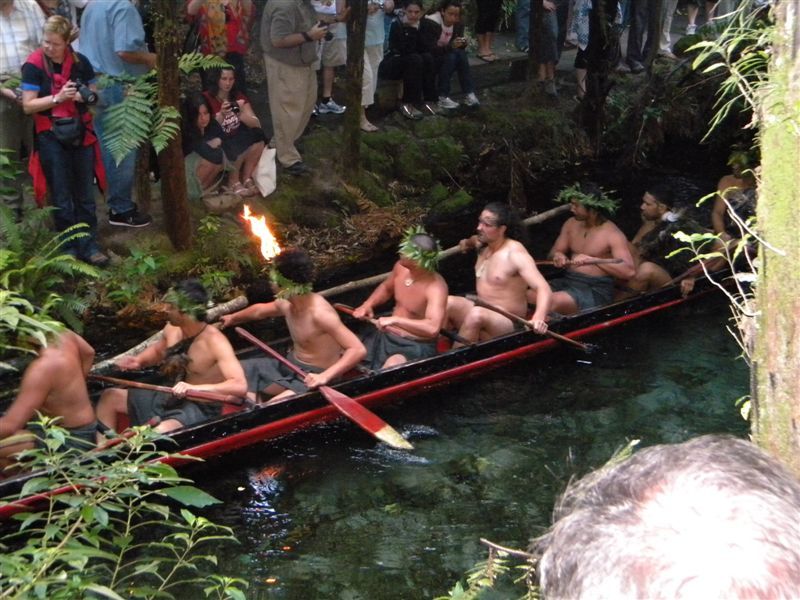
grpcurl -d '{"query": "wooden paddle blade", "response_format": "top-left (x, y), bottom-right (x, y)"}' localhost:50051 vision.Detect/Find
top-left (320, 386), bottom-right (413, 450)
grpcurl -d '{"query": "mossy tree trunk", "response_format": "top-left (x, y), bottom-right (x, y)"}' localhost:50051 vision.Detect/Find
top-left (751, 1), bottom-right (800, 476)
top-left (153, 0), bottom-right (192, 250)
top-left (342, 0), bottom-right (368, 181)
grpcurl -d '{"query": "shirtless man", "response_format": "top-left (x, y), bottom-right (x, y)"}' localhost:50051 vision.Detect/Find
top-left (712, 149), bottom-right (757, 242)
top-left (546, 183), bottom-right (635, 314)
top-left (219, 248), bottom-right (366, 400)
top-left (353, 227), bottom-right (448, 369)
top-left (0, 329), bottom-right (97, 469)
top-left (448, 202), bottom-right (551, 344)
top-left (96, 279), bottom-right (247, 434)
top-left (626, 183), bottom-right (722, 296)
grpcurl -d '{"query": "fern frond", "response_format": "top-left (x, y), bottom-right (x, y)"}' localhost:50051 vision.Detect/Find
top-left (150, 106), bottom-right (182, 154)
top-left (179, 52), bottom-right (230, 74)
top-left (0, 204), bottom-right (22, 252)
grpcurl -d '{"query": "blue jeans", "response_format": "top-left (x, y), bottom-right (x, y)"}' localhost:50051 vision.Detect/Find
top-left (437, 49), bottom-right (474, 97)
top-left (37, 132), bottom-right (99, 258)
top-left (516, 0), bottom-right (530, 50)
top-left (93, 82), bottom-right (136, 216)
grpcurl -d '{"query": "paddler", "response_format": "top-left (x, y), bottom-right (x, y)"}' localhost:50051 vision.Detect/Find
top-left (95, 279), bottom-right (247, 435)
top-left (0, 329), bottom-right (98, 469)
top-left (448, 202), bottom-right (552, 344)
top-left (219, 248), bottom-right (366, 401)
top-left (544, 183), bottom-right (635, 314)
top-left (352, 226), bottom-right (449, 369)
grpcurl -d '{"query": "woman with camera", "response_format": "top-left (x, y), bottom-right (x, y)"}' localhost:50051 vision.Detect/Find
top-left (21, 15), bottom-right (108, 267)
top-left (425, 0), bottom-right (480, 110)
top-left (203, 66), bottom-right (265, 198)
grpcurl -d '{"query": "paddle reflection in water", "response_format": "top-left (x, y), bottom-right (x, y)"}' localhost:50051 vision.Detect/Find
top-left (197, 296), bottom-right (749, 599)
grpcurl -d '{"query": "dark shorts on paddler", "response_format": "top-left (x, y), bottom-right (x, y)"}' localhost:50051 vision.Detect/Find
top-left (361, 328), bottom-right (438, 371)
top-left (27, 419), bottom-right (97, 451)
top-left (127, 388), bottom-right (222, 428)
top-left (549, 271), bottom-right (615, 312)
top-left (240, 352), bottom-right (324, 395)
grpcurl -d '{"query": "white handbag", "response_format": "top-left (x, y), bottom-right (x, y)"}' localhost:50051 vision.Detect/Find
top-left (254, 147), bottom-right (277, 197)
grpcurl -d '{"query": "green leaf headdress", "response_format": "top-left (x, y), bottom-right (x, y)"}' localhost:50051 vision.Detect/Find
top-left (162, 287), bottom-right (207, 321)
top-left (398, 226), bottom-right (441, 272)
top-left (270, 267), bottom-right (313, 300)
top-left (556, 183), bottom-right (620, 215)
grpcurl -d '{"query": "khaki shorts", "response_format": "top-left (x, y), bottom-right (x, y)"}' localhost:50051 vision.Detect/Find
top-left (315, 37), bottom-right (346, 68)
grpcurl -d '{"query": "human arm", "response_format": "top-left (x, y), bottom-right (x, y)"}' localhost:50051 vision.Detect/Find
top-left (73, 332), bottom-right (96, 377)
top-left (304, 309), bottom-right (367, 388)
top-left (711, 195), bottom-right (732, 239)
top-left (270, 10), bottom-right (329, 49)
top-left (543, 0), bottom-right (556, 11)
top-left (235, 96), bottom-right (261, 129)
top-left (217, 301), bottom-right (282, 329)
top-left (115, 332), bottom-right (169, 371)
top-left (572, 230), bottom-right (636, 280)
top-left (353, 269), bottom-right (397, 319)
top-left (548, 220), bottom-right (574, 267)
top-left (186, 0), bottom-right (205, 17)
top-left (512, 249), bottom-right (551, 332)
top-left (0, 361), bottom-right (51, 438)
top-left (172, 332), bottom-right (247, 398)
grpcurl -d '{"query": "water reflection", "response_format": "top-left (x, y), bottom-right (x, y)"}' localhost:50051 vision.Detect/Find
top-left (200, 297), bottom-right (748, 599)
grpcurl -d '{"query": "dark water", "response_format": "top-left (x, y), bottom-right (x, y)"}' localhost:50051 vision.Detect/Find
top-left (195, 294), bottom-right (749, 599)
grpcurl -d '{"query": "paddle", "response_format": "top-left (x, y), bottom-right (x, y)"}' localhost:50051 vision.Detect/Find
top-left (536, 258), bottom-right (623, 267)
top-left (234, 327), bottom-right (413, 451)
top-left (465, 294), bottom-right (596, 353)
top-left (88, 374), bottom-right (249, 407)
top-left (333, 303), bottom-right (474, 347)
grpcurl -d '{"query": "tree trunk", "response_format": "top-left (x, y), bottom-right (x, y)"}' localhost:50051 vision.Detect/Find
top-left (751, 0), bottom-right (800, 476)
top-left (153, 0), bottom-right (193, 250)
top-left (342, 0), bottom-right (368, 181)
top-left (528, 0), bottom-right (544, 84)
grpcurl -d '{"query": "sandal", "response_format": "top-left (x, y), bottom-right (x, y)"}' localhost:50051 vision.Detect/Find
top-left (231, 182), bottom-right (248, 197)
top-left (477, 53), bottom-right (497, 63)
top-left (243, 178), bottom-right (259, 197)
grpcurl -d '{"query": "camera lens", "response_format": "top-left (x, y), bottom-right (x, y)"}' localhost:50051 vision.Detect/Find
top-left (324, 31), bottom-right (334, 41)
top-left (75, 80), bottom-right (98, 105)
top-left (231, 104), bottom-right (240, 114)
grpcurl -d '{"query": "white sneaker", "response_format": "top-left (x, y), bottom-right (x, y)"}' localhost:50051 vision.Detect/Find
top-left (437, 96), bottom-right (459, 110)
top-left (686, 23), bottom-right (697, 35)
top-left (317, 99), bottom-right (346, 114)
top-left (464, 92), bottom-right (480, 107)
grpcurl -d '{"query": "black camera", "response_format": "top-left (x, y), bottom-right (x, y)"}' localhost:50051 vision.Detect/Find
top-left (318, 21), bottom-right (334, 41)
top-left (230, 103), bottom-right (240, 114)
top-left (73, 79), bottom-right (98, 105)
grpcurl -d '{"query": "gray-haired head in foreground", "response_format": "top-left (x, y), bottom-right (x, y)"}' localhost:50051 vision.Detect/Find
top-left (531, 434), bottom-right (800, 599)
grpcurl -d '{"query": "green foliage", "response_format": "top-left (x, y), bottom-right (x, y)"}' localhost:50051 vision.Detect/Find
top-left (104, 246), bottom-right (165, 308)
top-left (0, 148), bottom-right (22, 198)
top-left (100, 53), bottom-right (228, 165)
top-left (0, 290), bottom-right (64, 371)
top-left (0, 417), bottom-right (248, 599)
top-left (0, 205), bottom-right (99, 339)
top-left (690, 2), bottom-right (774, 135)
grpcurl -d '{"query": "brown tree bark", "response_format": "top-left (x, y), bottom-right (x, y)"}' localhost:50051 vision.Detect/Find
top-left (342, 0), bottom-right (368, 181)
top-left (153, 0), bottom-right (192, 250)
top-left (751, 0), bottom-right (800, 476)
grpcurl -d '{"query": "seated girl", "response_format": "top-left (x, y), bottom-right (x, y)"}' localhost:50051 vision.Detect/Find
top-left (425, 0), bottom-right (480, 109)
top-left (202, 66), bottom-right (265, 197)
top-left (182, 93), bottom-right (224, 200)
top-left (379, 0), bottom-right (439, 120)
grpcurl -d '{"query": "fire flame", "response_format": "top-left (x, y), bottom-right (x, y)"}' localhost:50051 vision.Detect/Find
top-left (242, 204), bottom-right (281, 261)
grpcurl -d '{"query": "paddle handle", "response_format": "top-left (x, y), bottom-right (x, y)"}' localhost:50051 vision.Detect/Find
top-left (465, 294), bottom-right (591, 353)
top-left (235, 328), bottom-right (307, 379)
top-left (88, 374), bottom-right (245, 406)
top-left (536, 258), bottom-right (623, 267)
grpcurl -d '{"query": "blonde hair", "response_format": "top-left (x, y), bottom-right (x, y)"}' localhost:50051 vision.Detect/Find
top-left (43, 15), bottom-right (76, 44)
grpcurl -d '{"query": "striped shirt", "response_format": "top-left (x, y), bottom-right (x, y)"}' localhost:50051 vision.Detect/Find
top-left (0, 0), bottom-right (44, 78)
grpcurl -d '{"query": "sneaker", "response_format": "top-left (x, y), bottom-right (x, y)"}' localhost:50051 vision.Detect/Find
top-left (464, 92), bottom-right (480, 107)
top-left (615, 62), bottom-right (632, 74)
top-left (317, 99), bottom-right (346, 114)
top-left (686, 23), bottom-right (697, 35)
top-left (421, 102), bottom-right (438, 116)
top-left (399, 103), bottom-right (423, 120)
top-left (437, 96), bottom-right (459, 110)
top-left (109, 207), bottom-right (152, 228)
top-left (283, 161), bottom-right (311, 176)
top-left (543, 80), bottom-right (558, 97)
top-left (658, 50), bottom-right (678, 60)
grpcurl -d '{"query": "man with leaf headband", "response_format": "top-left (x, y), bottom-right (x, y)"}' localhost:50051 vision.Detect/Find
top-left (96, 279), bottom-right (247, 434)
top-left (219, 248), bottom-right (366, 400)
top-left (353, 226), bottom-right (449, 369)
top-left (545, 183), bottom-right (635, 314)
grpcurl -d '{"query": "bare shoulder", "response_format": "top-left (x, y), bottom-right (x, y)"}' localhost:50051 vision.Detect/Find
top-left (602, 220), bottom-right (628, 240)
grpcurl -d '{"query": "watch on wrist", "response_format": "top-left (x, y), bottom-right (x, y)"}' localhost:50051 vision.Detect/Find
top-left (301, 31), bottom-right (312, 42)
top-left (52, 94), bottom-right (60, 104)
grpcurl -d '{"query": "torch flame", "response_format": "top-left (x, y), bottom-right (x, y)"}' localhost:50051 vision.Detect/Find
top-left (242, 204), bottom-right (281, 261)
